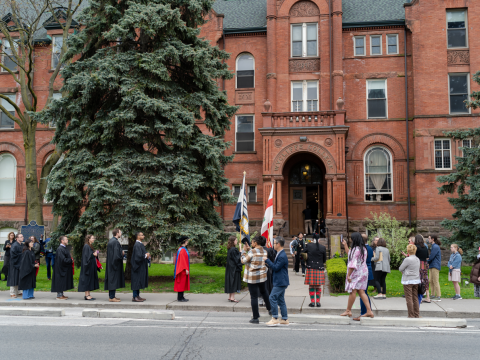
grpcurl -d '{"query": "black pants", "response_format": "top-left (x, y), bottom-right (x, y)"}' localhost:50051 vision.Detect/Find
top-left (247, 282), bottom-right (271, 319)
top-left (109, 290), bottom-right (116, 299)
top-left (1, 255), bottom-right (9, 279)
top-left (294, 254), bottom-right (305, 274)
top-left (375, 271), bottom-right (388, 294)
top-left (177, 292), bottom-right (185, 300)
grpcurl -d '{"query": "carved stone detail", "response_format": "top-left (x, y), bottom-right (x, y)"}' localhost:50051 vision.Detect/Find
top-left (289, 59), bottom-right (320, 72)
top-left (275, 139), bottom-right (283, 148)
top-left (447, 50), bottom-right (470, 65)
top-left (324, 138), bottom-right (333, 147)
top-left (235, 90), bottom-right (254, 105)
top-left (289, 1), bottom-right (320, 17)
top-left (266, 73), bottom-right (277, 79)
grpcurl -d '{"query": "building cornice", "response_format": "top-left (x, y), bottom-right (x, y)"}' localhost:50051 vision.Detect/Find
top-left (259, 126), bottom-right (349, 136)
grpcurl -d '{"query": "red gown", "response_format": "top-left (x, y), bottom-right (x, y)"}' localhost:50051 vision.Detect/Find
top-left (174, 247), bottom-right (190, 292)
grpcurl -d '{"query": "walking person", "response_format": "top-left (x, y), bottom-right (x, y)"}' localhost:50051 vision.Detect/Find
top-left (294, 233), bottom-right (306, 276)
top-left (427, 235), bottom-right (442, 301)
top-left (448, 244), bottom-right (463, 300)
top-left (44, 235), bottom-right (55, 280)
top-left (225, 235), bottom-right (242, 302)
top-left (51, 236), bottom-right (74, 300)
top-left (30, 236), bottom-right (41, 277)
top-left (356, 234), bottom-right (374, 321)
top-left (339, 232), bottom-right (374, 318)
top-left (78, 235), bottom-right (100, 301)
top-left (241, 235), bottom-right (272, 324)
top-left (174, 236), bottom-right (190, 302)
top-left (302, 233), bottom-right (326, 308)
top-left (303, 205), bottom-right (313, 235)
top-left (259, 236), bottom-right (276, 307)
top-left (104, 229), bottom-right (125, 302)
top-left (1, 231), bottom-right (15, 282)
top-left (371, 238), bottom-right (390, 299)
top-left (289, 235), bottom-right (297, 273)
top-left (18, 238), bottom-right (39, 300)
top-left (131, 232), bottom-right (150, 302)
top-left (399, 244), bottom-right (420, 318)
top-left (414, 235), bottom-right (431, 304)
top-left (264, 238), bottom-right (290, 326)
top-left (471, 247), bottom-right (480, 298)
top-left (7, 233), bottom-right (23, 298)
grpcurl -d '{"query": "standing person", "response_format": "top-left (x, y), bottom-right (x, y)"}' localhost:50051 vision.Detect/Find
top-left (78, 235), bottom-right (100, 301)
top-left (1, 231), bottom-right (15, 282)
top-left (104, 229), bottom-right (125, 302)
top-left (131, 232), bottom-right (150, 302)
top-left (339, 232), bottom-right (374, 318)
top-left (241, 235), bottom-right (272, 324)
top-left (259, 236), bottom-right (276, 307)
top-left (7, 233), bottom-right (23, 298)
top-left (414, 235), bottom-right (431, 304)
top-left (399, 244), bottom-right (420, 318)
top-left (371, 238), bottom-right (390, 299)
top-left (427, 235), bottom-right (442, 301)
top-left (302, 233), bottom-right (326, 307)
top-left (44, 235), bottom-right (55, 280)
top-left (264, 238), bottom-right (290, 326)
top-left (225, 235), bottom-right (242, 302)
top-left (30, 236), bottom-right (41, 277)
top-left (470, 247), bottom-right (480, 298)
top-left (448, 244), bottom-right (463, 300)
top-left (355, 234), bottom-right (374, 321)
top-left (370, 236), bottom-right (379, 295)
top-left (174, 236), bottom-right (190, 302)
top-left (294, 233), bottom-right (306, 276)
top-left (302, 205), bottom-right (313, 235)
top-left (51, 236), bottom-right (74, 300)
top-left (289, 236), bottom-right (297, 273)
top-left (18, 238), bottom-right (38, 300)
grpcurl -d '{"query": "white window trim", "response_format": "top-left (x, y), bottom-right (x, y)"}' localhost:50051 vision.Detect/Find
top-left (370, 35), bottom-right (382, 55)
top-left (434, 138), bottom-right (452, 170)
top-left (235, 53), bottom-right (255, 89)
top-left (0, 153), bottom-right (16, 204)
top-left (386, 34), bottom-right (399, 55)
top-left (446, 9), bottom-right (468, 49)
top-left (1, 37), bottom-right (17, 73)
top-left (290, 23), bottom-right (318, 58)
top-left (353, 36), bottom-right (366, 56)
top-left (366, 79), bottom-right (388, 119)
top-left (460, 138), bottom-right (472, 157)
top-left (290, 80), bottom-right (319, 112)
top-left (235, 114), bottom-right (255, 152)
top-left (363, 146), bottom-right (394, 202)
top-left (51, 35), bottom-right (63, 70)
top-left (448, 73), bottom-right (471, 115)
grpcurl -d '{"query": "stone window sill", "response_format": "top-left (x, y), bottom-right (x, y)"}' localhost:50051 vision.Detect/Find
top-left (233, 151), bottom-right (257, 154)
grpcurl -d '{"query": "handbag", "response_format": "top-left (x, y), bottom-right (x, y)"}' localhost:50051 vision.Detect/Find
top-left (301, 252), bottom-right (308, 262)
top-left (418, 281), bottom-right (426, 295)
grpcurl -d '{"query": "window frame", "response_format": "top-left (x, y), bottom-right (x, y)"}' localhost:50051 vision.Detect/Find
top-left (290, 80), bottom-right (319, 112)
top-left (0, 153), bottom-right (17, 204)
top-left (49, 93), bottom-right (62, 128)
top-left (363, 146), bottom-right (393, 202)
top-left (248, 185), bottom-right (257, 202)
top-left (1, 37), bottom-right (18, 72)
top-left (235, 53), bottom-right (255, 89)
top-left (446, 9), bottom-right (468, 49)
top-left (434, 138), bottom-right (452, 170)
top-left (386, 34), bottom-right (399, 55)
top-left (448, 73), bottom-right (470, 115)
top-left (0, 94), bottom-right (16, 129)
top-left (366, 79), bottom-right (388, 119)
top-left (461, 138), bottom-right (472, 157)
top-left (290, 23), bottom-right (318, 58)
top-left (353, 36), bottom-right (366, 57)
top-left (235, 114), bottom-right (255, 152)
top-left (370, 35), bottom-right (382, 56)
top-left (51, 35), bottom-right (64, 70)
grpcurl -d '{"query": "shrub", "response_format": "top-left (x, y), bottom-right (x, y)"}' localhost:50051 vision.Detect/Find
top-left (326, 258), bottom-right (347, 293)
top-left (214, 244), bottom-right (228, 267)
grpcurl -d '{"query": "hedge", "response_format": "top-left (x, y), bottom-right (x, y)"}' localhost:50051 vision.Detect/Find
top-left (326, 258), bottom-right (347, 293)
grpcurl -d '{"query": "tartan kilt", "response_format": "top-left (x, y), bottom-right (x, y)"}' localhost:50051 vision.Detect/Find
top-left (304, 268), bottom-right (325, 286)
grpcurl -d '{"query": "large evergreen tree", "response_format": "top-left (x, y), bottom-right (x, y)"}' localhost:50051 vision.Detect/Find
top-left (36, 0), bottom-right (237, 273)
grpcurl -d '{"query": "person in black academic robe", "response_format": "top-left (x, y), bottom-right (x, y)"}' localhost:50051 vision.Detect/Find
top-left (225, 236), bottom-right (242, 302)
top-left (1, 232), bottom-right (15, 281)
top-left (51, 236), bottom-right (74, 300)
top-left (19, 239), bottom-right (38, 300)
top-left (131, 232), bottom-right (150, 302)
top-left (78, 235), bottom-right (100, 300)
top-left (7, 234), bottom-right (24, 297)
top-left (104, 229), bottom-right (125, 302)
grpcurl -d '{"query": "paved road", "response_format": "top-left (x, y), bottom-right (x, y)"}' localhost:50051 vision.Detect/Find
top-left (0, 310), bottom-right (479, 359)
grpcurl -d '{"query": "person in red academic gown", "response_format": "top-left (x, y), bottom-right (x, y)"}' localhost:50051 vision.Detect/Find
top-left (174, 236), bottom-right (190, 302)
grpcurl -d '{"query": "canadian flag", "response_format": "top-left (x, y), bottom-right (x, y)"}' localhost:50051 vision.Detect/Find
top-left (261, 185), bottom-right (274, 248)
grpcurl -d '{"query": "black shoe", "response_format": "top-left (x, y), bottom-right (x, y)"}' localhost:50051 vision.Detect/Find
top-left (316, 303), bottom-right (321, 307)
top-left (84, 296), bottom-right (95, 301)
top-left (249, 318), bottom-right (259, 324)
top-left (2, 278), bottom-right (7, 281)
top-left (178, 298), bottom-right (189, 302)
top-left (308, 302), bottom-right (315, 307)
top-left (402, 295), bottom-right (405, 298)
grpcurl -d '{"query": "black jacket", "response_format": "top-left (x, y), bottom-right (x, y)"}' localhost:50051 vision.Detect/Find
top-left (104, 237), bottom-right (125, 290)
top-left (51, 245), bottom-right (74, 293)
top-left (19, 250), bottom-right (36, 290)
top-left (131, 241), bottom-right (149, 291)
top-left (78, 245), bottom-right (99, 292)
top-left (303, 242), bottom-right (327, 270)
top-left (7, 241), bottom-right (22, 287)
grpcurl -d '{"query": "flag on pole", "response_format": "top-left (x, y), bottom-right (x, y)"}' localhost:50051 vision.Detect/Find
top-left (232, 172), bottom-right (250, 245)
top-left (261, 185), bottom-right (274, 248)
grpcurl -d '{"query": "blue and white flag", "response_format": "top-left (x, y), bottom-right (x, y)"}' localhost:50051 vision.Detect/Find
top-left (232, 172), bottom-right (250, 245)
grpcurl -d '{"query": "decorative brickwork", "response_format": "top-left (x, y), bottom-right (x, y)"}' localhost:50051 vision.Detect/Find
top-left (289, 58), bottom-right (320, 72)
top-left (289, 1), bottom-right (320, 17)
top-left (348, 133), bottom-right (406, 161)
top-left (447, 50), bottom-right (470, 65)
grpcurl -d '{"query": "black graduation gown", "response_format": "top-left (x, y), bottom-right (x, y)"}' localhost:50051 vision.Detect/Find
top-left (51, 245), bottom-right (74, 293)
top-left (7, 241), bottom-right (22, 287)
top-left (104, 237), bottom-right (125, 290)
top-left (18, 250), bottom-right (36, 290)
top-left (224, 247), bottom-right (242, 293)
top-left (263, 246), bottom-right (277, 295)
top-left (131, 241), bottom-right (148, 291)
top-left (78, 245), bottom-right (99, 292)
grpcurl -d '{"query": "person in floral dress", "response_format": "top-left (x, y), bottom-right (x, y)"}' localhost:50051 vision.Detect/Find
top-left (340, 232), bottom-right (374, 318)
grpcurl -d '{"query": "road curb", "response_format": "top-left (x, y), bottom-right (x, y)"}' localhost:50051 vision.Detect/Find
top-left (288, 314), bottom-right (351, 325)
top-left (82, 309), bottom-right (175, 320)
top-left (0, 306), bottom-right (64, 317)
top-left (360, 316), bottom-right (467, 328)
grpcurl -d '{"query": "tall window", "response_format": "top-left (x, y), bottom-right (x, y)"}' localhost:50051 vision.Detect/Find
top-left (0, 154), bottom-right (16, 203)
top-left (461, 139), bottom-right (472, 157)
top-left (367, 80), bottom-right (387, 118)
top-left (364, 147), bottom-right (392, 202)
top-left (449, 74), bottom-right (469, 114)
top-left (291, 81), bottom-right (318, 112)
top-left (291, 23), bottom-right (317, 57)
top-left (0, 94), bottom-right (16, 129)
top-left (434, 139), bottom-right (451, 170)
top-left (52, 35), bottom-right (64, 69)
top-left (1, 38), bottom-right (17, 72)
top-left (354, 36), bottom-right (365, 56)
top-left (49, 93), bottom-right (62, 128)
top-left (248, 185), bottom-right (257, 202)
top-left (447, 10), bottom-right (467, 48)
top-left (236, 115), bottom-right (254, 151)
top-left (236, 54), bottom-right (254, 88)
top-left (370, 35), bottom-right (382, 55)
top-left (387, 34), bottom-right (398, 54)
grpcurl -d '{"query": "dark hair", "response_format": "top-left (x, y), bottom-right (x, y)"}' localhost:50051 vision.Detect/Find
top-left (59, 235), bottom-right (67, 243)
top-left (16, 233), bottom-right (23, 240)
top-left (85, 234), bottom-right (94, 250)
top-left (257, 236), bottom-right (266, 247)
top-left (275, 238), bottom-right (285, 247)
top-left (349, 232), bottom-right (366, 263)
top-left (30, 236), bottom-right (39, 244)
top-left (23, 238), bottom-right (33, 253)
top-left (7, 232), bottom-right (15, 241)
top-left (313, 233), bottom-right (321, 251)
top-left (112, 229), bottom-right (121, 236)
top-left (227, 235), bottom-right (237, 249)
top-left (430, 235), bottom-right (441, 246)
top-left (298, 232), bottom-right (303, 236)
top-left (377, 238), bottom-right (387, 247)
top-left (135, 232), bottom-right (143, 240)
top-left (414, 234), bottom-right (425, 248)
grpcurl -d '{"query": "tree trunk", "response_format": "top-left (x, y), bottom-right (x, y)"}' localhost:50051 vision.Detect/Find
top-left (24, 126), bottom-right (44, 225)
top-left (124, 235), bottom-right (135, 280)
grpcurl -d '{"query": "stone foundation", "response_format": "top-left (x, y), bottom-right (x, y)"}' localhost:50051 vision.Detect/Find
top-left (415, 220), bottom-right (452, 238)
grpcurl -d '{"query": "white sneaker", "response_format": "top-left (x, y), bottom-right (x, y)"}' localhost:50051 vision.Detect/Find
top-left (266, 317), bottom-right (280, 327)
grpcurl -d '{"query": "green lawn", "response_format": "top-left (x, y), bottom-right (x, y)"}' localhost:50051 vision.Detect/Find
top-left (0, 262), bottom-right (227, 294)
top-left (330, 266), bottom-right (478, 299)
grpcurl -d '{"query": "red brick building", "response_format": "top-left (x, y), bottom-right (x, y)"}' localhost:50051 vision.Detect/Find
top-left (1, 0), bottom-right (478, 245)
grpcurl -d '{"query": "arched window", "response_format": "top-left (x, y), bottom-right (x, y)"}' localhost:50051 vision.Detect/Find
top-left (0, 153), bottom-right (16, 203)
top-left (289, 163), bottom-right (323, 185)
top-left (364, 147), bottom-right (392, 202)
top-left (236, 54), bottom-right (254, 88)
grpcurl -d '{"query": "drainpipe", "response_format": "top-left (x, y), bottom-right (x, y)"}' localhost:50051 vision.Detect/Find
top-left (404, 27), bottom-right (411, 227)
top-left (329, 0), bottom-right (333, 110)
top-left (345, 147), bottom-right (349, 239)
top-left (221, 28), bottom-right (226, 221)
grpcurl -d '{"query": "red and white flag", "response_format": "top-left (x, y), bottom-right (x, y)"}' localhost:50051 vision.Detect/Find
top-left (261, 185), bottom-right (274, 248)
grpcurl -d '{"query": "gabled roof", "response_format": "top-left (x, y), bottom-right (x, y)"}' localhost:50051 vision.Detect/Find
top-left (212, 0), bottom-right (267, 30)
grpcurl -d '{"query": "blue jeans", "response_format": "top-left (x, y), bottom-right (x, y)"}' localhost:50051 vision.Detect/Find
top-left (269, 286), bottom-right (288, 320)
top-left (22, 288), bottom-right (34, 299)
top-left (46, 253), bottom-right (55, 279)
top-left (360, 287), bottom-right (371, 316)
top-left (133, 290), bottom-right (139, 298)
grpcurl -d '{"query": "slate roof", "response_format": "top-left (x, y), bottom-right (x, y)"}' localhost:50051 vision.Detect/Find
top-left (213, 0), bottom-right (267, 30)
top-left (343, 0), bottom-right (411, 24)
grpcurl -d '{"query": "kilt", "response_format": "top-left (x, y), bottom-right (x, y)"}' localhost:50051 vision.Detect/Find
top-left (304, 268), bottom-right (325, 286)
